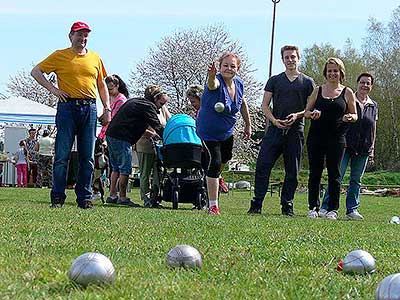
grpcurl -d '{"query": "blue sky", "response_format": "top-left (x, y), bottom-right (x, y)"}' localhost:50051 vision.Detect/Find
top-left (0, 0), bottom-right (398, 95)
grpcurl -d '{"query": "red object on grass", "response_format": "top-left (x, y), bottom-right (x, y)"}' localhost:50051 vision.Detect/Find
top-left (336, 260), bottom-right (344, 272)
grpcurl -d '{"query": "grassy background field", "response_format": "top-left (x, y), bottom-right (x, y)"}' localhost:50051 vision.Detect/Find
top-left (223, 170), bottom-right (400, 188)
top-left (0, 187), bottom-right (399, 299)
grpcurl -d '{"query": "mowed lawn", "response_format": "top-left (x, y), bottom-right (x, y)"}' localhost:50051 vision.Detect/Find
top-left (0, 187), bottom-right (399, 300)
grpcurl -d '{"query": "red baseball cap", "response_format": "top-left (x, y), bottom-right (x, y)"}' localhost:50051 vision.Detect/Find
top-left (70, 21), bottom-right (91, 32)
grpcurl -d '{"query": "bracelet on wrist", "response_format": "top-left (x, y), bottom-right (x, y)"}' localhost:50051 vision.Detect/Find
top-left (104, 108), bottom-right (112, 112)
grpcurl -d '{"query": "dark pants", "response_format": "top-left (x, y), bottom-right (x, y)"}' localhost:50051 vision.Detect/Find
top-left (307, 136), bottom-right (345, 211)
top-left (203, 136), bottom-right (233, 178)
top-left (253, 127), bottom-right (304, 207)
top-left (28, 163), bottom-right (38, 185)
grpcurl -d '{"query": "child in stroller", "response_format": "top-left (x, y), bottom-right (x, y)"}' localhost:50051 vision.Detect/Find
top-left (153, 114), bottom-right (207, 210)
top-left (92, 137), bottom-right (109, 204)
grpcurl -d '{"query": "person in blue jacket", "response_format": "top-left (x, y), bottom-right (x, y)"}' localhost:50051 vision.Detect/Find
top-left (196, 52), bottom-right (252, 215)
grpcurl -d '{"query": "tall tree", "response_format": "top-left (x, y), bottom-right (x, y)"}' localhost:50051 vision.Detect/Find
top-left (300, 43), bottom-right (339, 86)
top-left (130, 24), bottom-right (264, 163)
top-left (300, 41), bottom-right (366, 87)
top-left (363, 6), bottom-right (400, 168)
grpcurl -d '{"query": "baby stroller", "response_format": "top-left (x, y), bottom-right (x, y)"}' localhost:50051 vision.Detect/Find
top-left (156, 114), bottom-right (207, 210)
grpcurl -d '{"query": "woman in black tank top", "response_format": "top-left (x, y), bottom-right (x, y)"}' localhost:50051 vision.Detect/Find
top-left (304, 57), bottom-right (357, 220)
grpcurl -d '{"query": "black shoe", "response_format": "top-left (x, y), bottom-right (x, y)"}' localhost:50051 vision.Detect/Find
top-left (105, 196), bottom-right (118, 204)
top-left (50, 197), bottom-right (64, 208)
top-left (281, 203), bottom-right (294, 217)
top-left (117, 198), bottom-right (141, 207)
top-left (144, 201), bottom-right (152, 208)
top-left (150, 202), bottom-right (165, 209)
top-left (78, 200), bottom-right (94, 209)
top-left (247, 200), bottom-right (262, 215)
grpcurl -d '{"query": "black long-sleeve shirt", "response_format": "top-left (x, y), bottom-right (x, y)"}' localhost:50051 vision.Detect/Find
top-left (106, 97), bottom-right (163, 145)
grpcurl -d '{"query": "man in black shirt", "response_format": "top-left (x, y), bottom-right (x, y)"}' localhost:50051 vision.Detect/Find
top-left (248, 45), bottom-right (315, 216)
top-left (105, 85), bottom-right (168, 206)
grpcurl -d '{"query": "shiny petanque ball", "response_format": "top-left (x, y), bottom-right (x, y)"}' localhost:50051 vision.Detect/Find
top-left (68, 252), bottom-right (115, 287)
top-left (214, 102), bottom-right (225, 113)
top-left (390, 216), bottom-right (400, 224)
top-left (166, 245), bottom-right (202, 269)
top-left (342, 249), bottom-right (376, 275)
top-left (375, 273), bottom-right (400, 300)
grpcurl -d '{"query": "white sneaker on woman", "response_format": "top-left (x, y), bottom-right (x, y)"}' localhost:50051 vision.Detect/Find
top-left (345, 210), bottom-right (364, 220)
top-left (325, 210), bottom-right (338, 220)
top-left (308, 208), bottom-right (319, 219)
top-left (318, 208), bottom-right (328, 217)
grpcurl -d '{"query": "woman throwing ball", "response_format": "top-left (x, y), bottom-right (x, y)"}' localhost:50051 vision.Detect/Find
top-left (196, 52), bottom-right (251, 215)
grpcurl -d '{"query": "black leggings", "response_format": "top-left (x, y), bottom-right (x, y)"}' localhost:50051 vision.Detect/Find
top-left (203, 136), bottom-right (234, 178)
top-left (307, 137), bottom-right (345, 211)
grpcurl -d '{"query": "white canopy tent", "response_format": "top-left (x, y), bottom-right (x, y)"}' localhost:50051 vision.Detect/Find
top-left (0, 96), bottom-right (57, 124)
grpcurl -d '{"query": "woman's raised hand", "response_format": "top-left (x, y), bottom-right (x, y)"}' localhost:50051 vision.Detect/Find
top-left (208, 62), bottom-right (217, 78)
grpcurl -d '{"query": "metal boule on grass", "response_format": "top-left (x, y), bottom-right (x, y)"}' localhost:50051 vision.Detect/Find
top-left (390, 216), bottom-right (400, 224)
top-left (68, 252), bottom-right (115, 287)
top-left (375, 273), bottom-right (400, 300)
top-left (166, 245), bottom-right (202, 269)
top-left (342, 249), bottom-right (376, 275)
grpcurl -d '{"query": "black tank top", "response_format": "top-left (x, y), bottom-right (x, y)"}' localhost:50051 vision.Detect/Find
top-left (309, 86), bottom-right (348, 143)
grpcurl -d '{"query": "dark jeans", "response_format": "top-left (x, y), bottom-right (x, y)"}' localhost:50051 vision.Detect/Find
top-left (253, 127), bottom-right (304, 207)
top-left (51, 102), bottom-right (97, 204)
top-left (307, 136), bottom-right (345, 211)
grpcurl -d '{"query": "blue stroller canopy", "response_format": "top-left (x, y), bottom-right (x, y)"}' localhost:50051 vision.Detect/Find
top-left (163, 114), bottom-right (202, 146)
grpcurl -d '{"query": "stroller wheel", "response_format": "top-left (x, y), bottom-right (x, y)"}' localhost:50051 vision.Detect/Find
top-left (195, 192), bottom-right (202, 210)
top-left (172, 190), bottom-right (179, 209)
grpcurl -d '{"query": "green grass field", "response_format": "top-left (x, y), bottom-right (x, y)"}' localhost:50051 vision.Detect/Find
top-left (0, 187), bottom-right (399, 299)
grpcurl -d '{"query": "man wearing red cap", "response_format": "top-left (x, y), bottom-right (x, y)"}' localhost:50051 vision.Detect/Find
top-left (31, 21), bottom-right (111, 209)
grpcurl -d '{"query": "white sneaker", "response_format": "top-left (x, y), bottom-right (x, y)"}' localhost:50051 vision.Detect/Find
top-left (325, 210), bottom-right (338, 220)
top-left (308, 208), bottom-right (319, 219)
top-left (91, 192), bottom-right (101, 201)
top-left (346, 210), bottom-right (364, 220)
top-left (319, 208), bottom-right (328, 217)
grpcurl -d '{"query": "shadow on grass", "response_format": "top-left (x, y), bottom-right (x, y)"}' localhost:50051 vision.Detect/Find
top-left (47, 281), bottom-right (113, 296)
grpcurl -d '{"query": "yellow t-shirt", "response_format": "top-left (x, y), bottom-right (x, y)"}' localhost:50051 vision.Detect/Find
top-left (38, 48), bottom-right (107, 99)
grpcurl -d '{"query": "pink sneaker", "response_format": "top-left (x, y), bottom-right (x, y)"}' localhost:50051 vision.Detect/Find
top-left (219, 177), bottom-right (229, 194)
top-left (208, 205), bottom-right (220, 215)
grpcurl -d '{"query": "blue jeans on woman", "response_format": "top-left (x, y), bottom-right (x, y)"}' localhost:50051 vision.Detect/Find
top-left (51, 101), bottom-right (97, 206)
top-left (321, 152), bottom-right (369, 214)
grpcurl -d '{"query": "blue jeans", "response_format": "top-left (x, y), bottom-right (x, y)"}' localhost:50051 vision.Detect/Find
top-left (253, 127), bottom-right (304, 207)
top-left (321, 152), bottom-right (369, 214)
top-left (51, 102), bottom-right (97, 204)
top-left (106, 136), bottom-right (132, 175)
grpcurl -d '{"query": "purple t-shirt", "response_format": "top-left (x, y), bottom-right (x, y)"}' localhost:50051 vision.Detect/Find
top-left (196, 73), bottom-right (244, 141)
